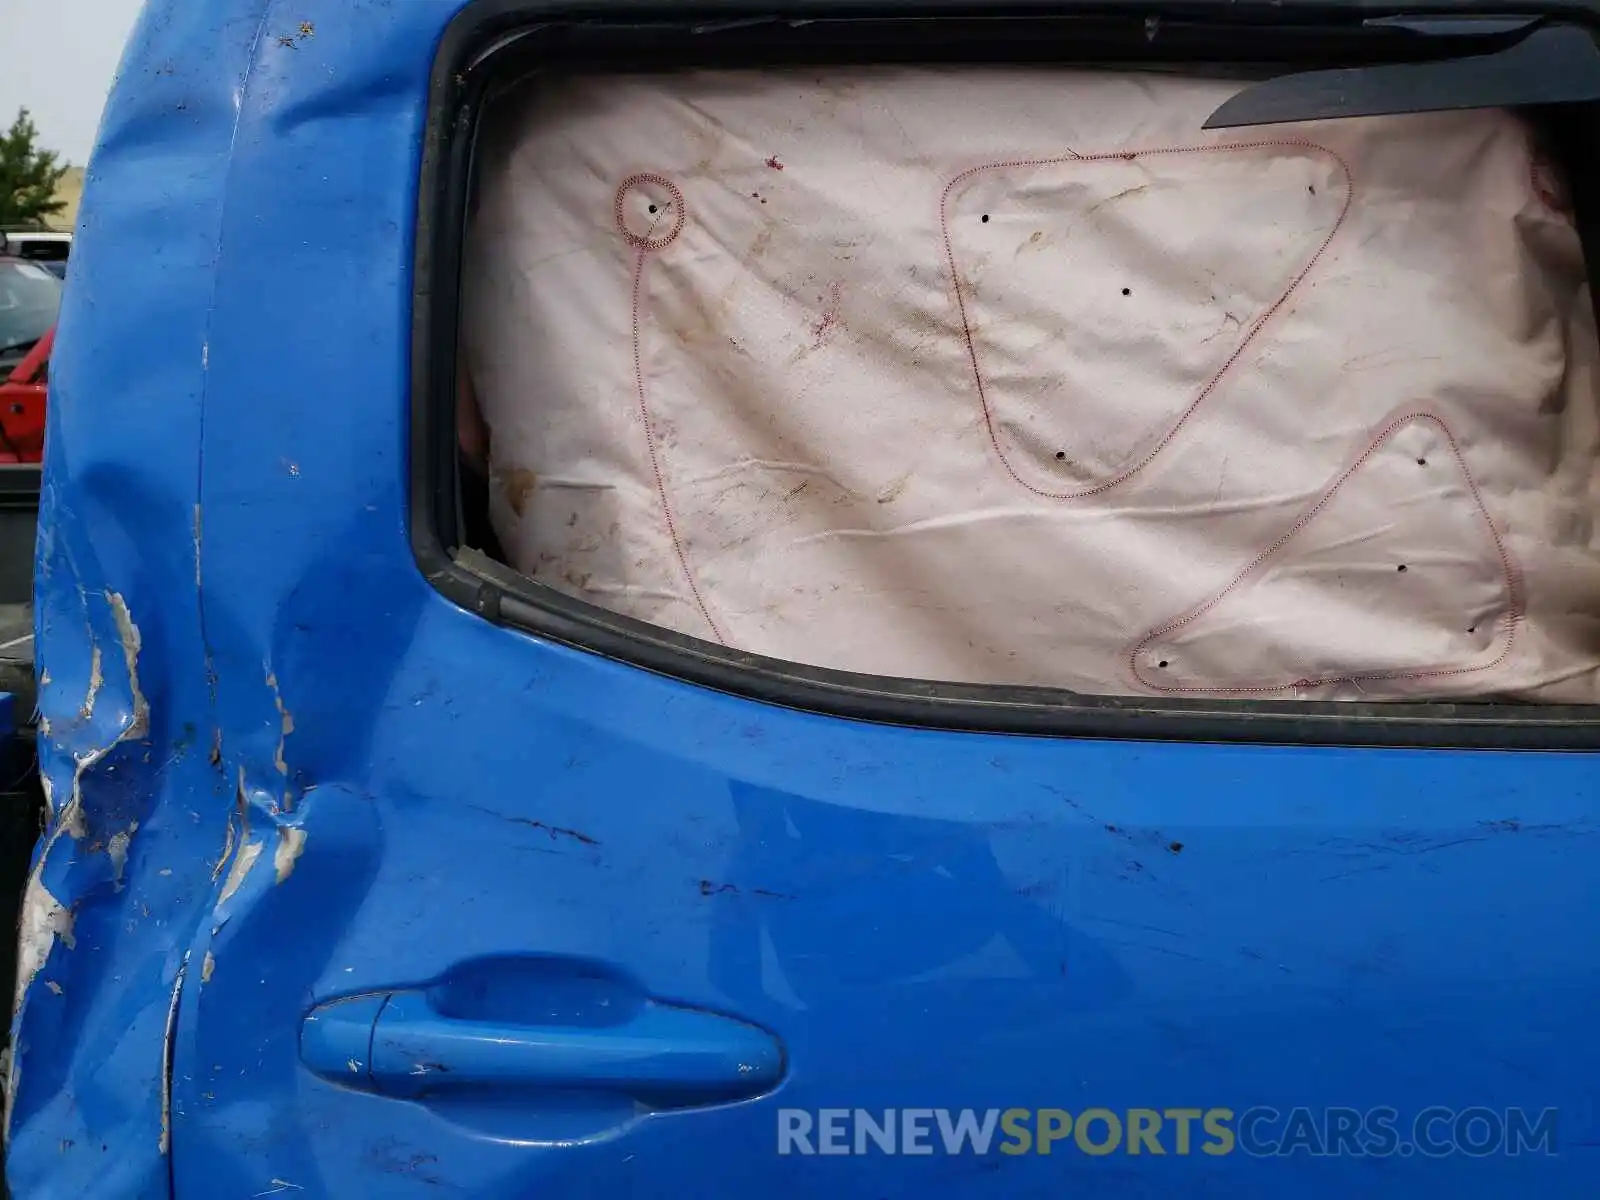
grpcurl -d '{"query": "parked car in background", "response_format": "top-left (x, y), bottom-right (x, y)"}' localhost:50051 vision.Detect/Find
top-left (0, 231), bottom-right (71, 279)
top-left (0, 257), bottom-right (59, 464)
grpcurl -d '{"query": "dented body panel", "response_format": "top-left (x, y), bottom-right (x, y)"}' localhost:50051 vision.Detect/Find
top-left (7, 1), bottom-right (1599, 1198)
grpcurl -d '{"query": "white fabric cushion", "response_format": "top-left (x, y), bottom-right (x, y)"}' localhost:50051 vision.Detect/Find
top-left (464, 68), bottom-right (1600, 701)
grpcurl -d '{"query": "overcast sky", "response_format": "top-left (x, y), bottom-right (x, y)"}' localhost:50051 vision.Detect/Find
top-left (0, 0), bottom-right (146, 165)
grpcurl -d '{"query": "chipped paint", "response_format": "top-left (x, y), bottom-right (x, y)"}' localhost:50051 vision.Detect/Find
top-left (80, 645), bottom-right (103, 720)
top-left (15, 882), bottom-right (75, 1001)
top-left (273, 826), bottom-right (307, 883)
top-left (107, 824), bottom-right (138, 890)
top-left (201, 952), bottom-right (215, 984)
top-left (7, 882), bottom-right (75, 1131)
top-left (219, 840), bottom-right (264, 906)
top-left (106, 591), bottom-right (150, 737)
top-left (266, 670), bottom-right (295, 805)
top-left (213, 809), bottom-right (237, 882)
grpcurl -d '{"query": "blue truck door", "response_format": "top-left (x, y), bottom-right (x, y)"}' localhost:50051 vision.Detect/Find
top-left (11, 1), bottom-right (1597, 1198)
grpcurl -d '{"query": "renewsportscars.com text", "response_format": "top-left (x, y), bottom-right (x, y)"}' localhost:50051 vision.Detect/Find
top-left (777, 1106), bottom-right (1559, 1158)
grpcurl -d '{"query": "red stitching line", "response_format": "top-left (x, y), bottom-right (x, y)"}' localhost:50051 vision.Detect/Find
top-left (940, 140), bottom-right (1354, 499)
top-left (1128, 412), bottom-right (1524, 695)
top-left (630, 245), bottom-right (726, 645)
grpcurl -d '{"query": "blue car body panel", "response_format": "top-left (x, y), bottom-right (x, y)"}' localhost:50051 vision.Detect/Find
top-left (7, 1), bottom-right (1598, 1197)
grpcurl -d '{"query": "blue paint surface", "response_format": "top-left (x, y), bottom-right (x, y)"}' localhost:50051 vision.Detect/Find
top-left (8, 1), bottom-right (1598, 1196)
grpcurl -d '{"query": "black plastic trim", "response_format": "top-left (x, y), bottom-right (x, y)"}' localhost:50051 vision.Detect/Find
top-left (411, 0), bottom-right (1600, 749)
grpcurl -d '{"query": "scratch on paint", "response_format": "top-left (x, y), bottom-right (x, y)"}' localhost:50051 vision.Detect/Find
top-left (159, 951), bottom-right (188, 1153)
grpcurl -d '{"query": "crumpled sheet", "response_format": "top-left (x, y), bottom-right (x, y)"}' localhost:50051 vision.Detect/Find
top-left (463, 68), bottom-right (1600, 702)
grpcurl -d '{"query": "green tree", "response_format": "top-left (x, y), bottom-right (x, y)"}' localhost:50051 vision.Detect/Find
top-left (0, 109), bottom-right (68, 229)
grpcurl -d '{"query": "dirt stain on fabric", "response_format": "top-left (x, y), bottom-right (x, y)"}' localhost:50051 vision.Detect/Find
top-left (501, 469), bottom-right (538, 518)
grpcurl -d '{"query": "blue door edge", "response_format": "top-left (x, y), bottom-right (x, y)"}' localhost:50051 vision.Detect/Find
top-left (2, 1), bottom-right (280, 1193)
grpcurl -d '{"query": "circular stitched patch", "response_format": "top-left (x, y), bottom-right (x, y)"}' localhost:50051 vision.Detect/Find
top-left (616, 173), bottom-right (687, 250)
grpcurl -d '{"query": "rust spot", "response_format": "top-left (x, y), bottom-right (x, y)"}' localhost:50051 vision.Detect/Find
top-left (765, 155), bottom-right (785, 171)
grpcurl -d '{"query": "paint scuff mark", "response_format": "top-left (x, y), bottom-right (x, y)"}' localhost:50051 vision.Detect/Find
top-left (274, 826), bottom-right (307, 884)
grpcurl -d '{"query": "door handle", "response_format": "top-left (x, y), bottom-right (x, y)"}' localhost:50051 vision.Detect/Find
top-left (301, 989), bottom-right (785, 1106)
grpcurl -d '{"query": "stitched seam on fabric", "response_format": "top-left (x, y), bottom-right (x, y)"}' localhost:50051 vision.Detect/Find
top-left (1128, 412), bottom-right (1524, 695)
top-left (630, 246), bottom-right (726, 645)
top-left (940, 140), bottom-right (1354, 499)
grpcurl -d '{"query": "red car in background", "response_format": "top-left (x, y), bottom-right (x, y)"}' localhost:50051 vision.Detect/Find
top-left (0, 257), bottom-right (61, 463)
